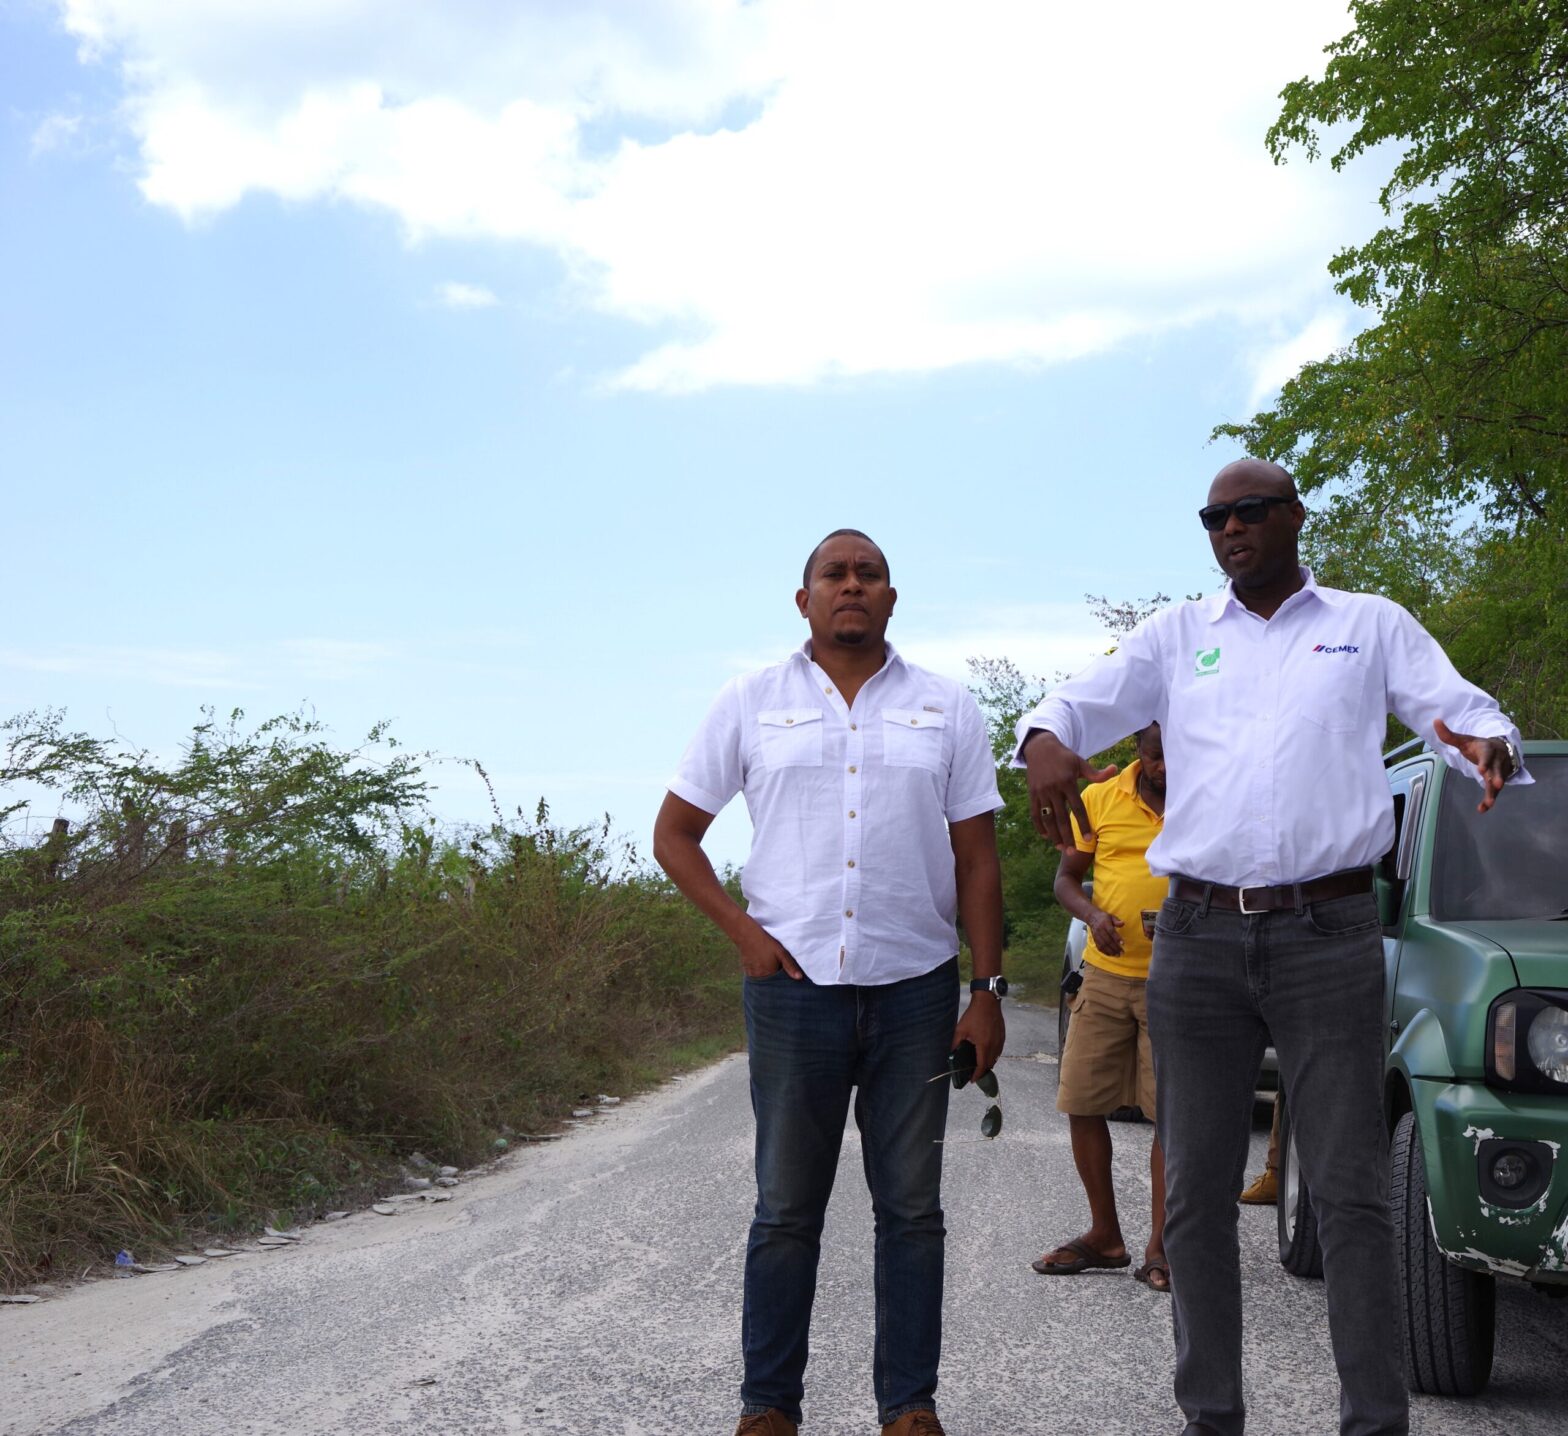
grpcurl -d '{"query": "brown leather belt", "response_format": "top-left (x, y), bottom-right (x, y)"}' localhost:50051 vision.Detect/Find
top-left (1169, 867), bottom-right (1373, 914)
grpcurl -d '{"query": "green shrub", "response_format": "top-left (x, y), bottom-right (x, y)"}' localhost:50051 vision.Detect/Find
top-left (0, 710), bottom-right (739, 1288)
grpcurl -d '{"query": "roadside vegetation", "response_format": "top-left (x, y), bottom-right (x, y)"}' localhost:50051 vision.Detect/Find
top-left (0, 709), bottom-right (739, 1291)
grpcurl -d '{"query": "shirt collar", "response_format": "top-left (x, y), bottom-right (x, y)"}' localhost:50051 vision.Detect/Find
top-left (797, 637), bottom-right (903, 671)
top-left (1206, 566), bottom-right (1331, 623)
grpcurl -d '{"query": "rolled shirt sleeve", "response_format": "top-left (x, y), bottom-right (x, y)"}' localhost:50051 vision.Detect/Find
top-left (945, 690), bottom-right (1006, 823)
top-left (668, 678), bottom-right (746, 815)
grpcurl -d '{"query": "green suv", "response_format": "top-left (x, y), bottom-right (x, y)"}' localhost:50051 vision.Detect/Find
top-left (1276, 739), bottom-right (1568, 1396)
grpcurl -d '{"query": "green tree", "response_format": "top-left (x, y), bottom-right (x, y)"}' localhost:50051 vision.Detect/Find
top-left (1216, 0), bottom-right (1568, 735)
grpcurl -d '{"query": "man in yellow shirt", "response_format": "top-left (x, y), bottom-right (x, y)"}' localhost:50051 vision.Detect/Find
top-left (1033, 723), bottom-right (1169, 1291)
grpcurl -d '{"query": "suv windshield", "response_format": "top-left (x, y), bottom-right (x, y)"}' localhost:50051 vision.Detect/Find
top-left (1431, 754), bottom-right (1568, 922)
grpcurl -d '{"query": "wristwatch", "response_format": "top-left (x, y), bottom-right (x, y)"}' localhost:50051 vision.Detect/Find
top-left (1500, 736), bottom-right (1523, 780)
top-left (970, 976), bottom-right (1009, 998)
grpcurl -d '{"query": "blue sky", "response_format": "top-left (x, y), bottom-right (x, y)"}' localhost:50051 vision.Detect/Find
top-left (2, 1), bottom-right (1383, 865)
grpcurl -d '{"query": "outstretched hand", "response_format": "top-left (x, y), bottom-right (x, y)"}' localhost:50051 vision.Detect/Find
top-left (1022, 729), bottom-right (1118, 850)
top-left (1433, 719), bottom-right (1513, 814)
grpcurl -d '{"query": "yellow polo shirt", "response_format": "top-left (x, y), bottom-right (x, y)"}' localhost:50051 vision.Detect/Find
top-left (1070, 760), bottom-right (1166, 980)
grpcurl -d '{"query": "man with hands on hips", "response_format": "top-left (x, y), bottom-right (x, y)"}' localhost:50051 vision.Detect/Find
top-left (654, 529), bottom-right (1006, 1436)
top-left (1017, 459), bottom-right (1527, 1436)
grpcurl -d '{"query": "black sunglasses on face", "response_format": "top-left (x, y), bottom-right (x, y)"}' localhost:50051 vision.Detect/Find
top-left (1197, 494), bottom-right (1293, 532)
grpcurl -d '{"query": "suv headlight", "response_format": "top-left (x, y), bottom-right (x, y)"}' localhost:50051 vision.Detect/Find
top-left (1487, 990), bottom-right (1568, 1093)
top-left (1527, 1006), bottom-right (1568, 1083)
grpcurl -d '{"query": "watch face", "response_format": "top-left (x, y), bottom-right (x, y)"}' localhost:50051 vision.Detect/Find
top-left (993, 976), bottom-right (1009, 996)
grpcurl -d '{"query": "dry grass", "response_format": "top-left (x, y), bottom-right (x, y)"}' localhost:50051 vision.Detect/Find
top-left (0, 794), bottom-right (740, 1291)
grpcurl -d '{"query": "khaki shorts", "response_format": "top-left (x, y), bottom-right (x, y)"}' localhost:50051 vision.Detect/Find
top-left (1057, 963), bottom-right (1156, 1117)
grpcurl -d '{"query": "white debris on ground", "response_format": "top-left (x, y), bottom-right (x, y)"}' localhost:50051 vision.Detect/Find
top-left (3, 1097), bottom-right (625, 1300)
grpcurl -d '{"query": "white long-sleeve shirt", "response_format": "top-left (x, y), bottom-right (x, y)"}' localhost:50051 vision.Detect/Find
top-left (1013, 571), bottom-right (1527, 887)
top-left (672, 640), bottom-right (1003, 985)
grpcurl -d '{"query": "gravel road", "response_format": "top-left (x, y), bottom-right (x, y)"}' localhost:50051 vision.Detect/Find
top-left (6, 997), bottom-right (1566, 1435)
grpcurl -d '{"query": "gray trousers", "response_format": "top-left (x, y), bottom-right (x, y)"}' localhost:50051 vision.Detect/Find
top-left (1145, 891), bottom-right (1408, 1436)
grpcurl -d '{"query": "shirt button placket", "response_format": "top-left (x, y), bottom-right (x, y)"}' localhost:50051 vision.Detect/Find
top-left (843, 706), bottom-right (863, 975)
top-left (1254, 623), bottom-right (1283, 876)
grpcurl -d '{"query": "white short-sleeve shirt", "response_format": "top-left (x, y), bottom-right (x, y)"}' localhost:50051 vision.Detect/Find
top-left (670, 640), bottom-right (1003, 985)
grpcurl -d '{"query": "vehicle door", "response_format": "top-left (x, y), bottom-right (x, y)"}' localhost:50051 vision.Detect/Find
top-left (1380, 760), bottom-right (1433, 1038)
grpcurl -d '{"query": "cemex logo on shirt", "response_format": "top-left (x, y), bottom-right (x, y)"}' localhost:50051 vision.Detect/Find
top-left (1312, 644), bottom-right (1361, 655)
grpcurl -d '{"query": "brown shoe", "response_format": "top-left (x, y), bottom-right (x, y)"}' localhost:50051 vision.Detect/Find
top-left (1239, 1167), bottom-right (1278, 1205)
top-left (735, 1412), bottom-right (797, 1436)
top-left (882, 1411), bottom-right (946, 1435)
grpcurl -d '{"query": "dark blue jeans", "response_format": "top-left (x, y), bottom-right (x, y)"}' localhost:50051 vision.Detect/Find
top-left (739, 957), bottom-right (957, 1426)
top-left (1146, 892), bottom-right (1408, 1436)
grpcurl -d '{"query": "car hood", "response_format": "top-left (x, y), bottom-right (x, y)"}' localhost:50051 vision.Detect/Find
top-left (1450, 920), bottom-right (1568, 989)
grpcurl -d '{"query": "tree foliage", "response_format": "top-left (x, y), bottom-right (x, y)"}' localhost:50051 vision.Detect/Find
top-left (1216, 0), bottom-right (1568, 735)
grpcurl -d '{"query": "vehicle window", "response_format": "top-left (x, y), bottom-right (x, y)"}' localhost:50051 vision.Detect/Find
top-left (1431, 754), bottom-right (1568, 921)
top-left (1396, 771), bottom-right (1426, 882)
top-left (1379, 790), bottom-right (1406, 879)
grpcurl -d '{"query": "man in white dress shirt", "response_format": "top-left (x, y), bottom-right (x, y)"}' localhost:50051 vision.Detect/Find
top-left (1016, 461), bottom-right (1526, 1436)
top-left (654, 530), bottom-right (1007, 1436)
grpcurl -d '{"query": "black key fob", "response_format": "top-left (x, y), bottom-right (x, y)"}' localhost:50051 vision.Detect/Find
top-left (948, 1038), bottom-right (977, 1090)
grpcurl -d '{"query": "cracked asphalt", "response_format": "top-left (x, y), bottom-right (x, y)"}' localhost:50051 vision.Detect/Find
top-left (6, 997), bottom-right (1567, 1435)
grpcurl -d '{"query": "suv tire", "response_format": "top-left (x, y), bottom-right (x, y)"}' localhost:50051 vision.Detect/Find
top-left (1277, 1092), bottom-right (1324, 1278)
top-left (1390, 1109), bottom-right (1496, 1396)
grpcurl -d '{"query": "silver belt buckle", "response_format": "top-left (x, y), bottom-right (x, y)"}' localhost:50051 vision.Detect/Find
top-left (1238, 885), bottom-right (1268, 914)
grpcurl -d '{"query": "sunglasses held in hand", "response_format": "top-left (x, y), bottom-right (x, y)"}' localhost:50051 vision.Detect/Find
top-left (1197, 494), bottom-right (1293, 531)
top-left (934, 1039), bottom-right (1002, 1141)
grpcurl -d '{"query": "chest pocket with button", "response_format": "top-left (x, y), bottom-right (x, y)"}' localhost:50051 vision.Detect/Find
top-left (756, 708), bottom-right (825, 769)
top-left (881, 708), bottom-right (947, 773)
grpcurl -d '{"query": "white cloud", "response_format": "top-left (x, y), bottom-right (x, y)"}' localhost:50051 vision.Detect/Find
top-left (894, 603), bottom-right (1119, 688)
top-left (30, 113), bottom-right (83, 155)
top-left (272, 638), bottom-right (398, 678)
top-left (436, 281), bottom-right (499, 309)
top-left (0, 644), bottom-right (257, 689)
top-left (0, 638), bottom-right (397, 689)
top-left (52, 0), bottom-right (1368, 391)
top-left (1247, 310), bottom-right (1358, 409)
